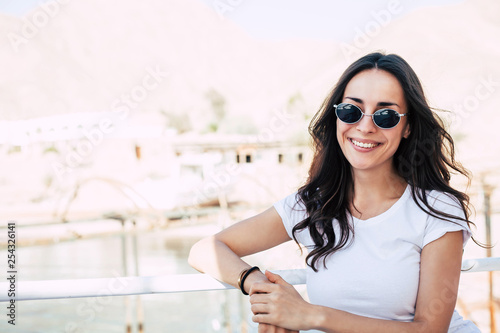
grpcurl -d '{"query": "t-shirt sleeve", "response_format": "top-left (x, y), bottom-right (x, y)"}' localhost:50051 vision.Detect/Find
top-left (422, 191), bottom-right (472, 249)
top-left (273, 191), bottom-right (309, 242)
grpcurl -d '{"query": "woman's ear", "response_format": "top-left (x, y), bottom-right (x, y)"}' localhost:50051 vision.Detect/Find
top-left (403, 124), bottom-right (410, 139)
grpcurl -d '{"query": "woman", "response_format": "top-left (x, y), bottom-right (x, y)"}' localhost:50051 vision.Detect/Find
top-left (189, 52), bottom-right (480, 332)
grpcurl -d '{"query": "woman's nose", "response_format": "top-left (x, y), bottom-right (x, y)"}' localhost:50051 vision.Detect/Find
top-left (355, 112), bottom-right (377, 133)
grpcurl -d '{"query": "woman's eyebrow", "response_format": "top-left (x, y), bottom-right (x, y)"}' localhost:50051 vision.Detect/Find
top-left (378, 101), bottom-right (400, 107)
top-left (345, 96), bottom-right (363, 104)
top-left (344, 96), bottom-right (399, 108)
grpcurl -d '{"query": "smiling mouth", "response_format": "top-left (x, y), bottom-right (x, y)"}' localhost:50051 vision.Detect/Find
top-left (349, 138), bottom-right (381, 149)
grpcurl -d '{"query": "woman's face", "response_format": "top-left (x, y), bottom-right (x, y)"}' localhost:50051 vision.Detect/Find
top-left (336, 69), bottom-right (410, 175)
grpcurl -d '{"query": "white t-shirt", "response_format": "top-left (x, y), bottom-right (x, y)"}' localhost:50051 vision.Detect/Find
top-left (273, 185), bottom-right (480, 332)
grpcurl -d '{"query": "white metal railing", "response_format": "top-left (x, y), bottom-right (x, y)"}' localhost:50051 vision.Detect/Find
top-left (1, 258), bottom-right (499, 302)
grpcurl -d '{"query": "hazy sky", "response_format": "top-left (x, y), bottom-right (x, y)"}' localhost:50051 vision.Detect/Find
top-left (195, 0), bottom-right (466, 41)
top-left (0, 0), bottom-right (465, 41)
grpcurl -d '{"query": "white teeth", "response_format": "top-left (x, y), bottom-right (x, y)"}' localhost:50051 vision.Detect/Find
top-left (351, 139), bottom-right (378, 148)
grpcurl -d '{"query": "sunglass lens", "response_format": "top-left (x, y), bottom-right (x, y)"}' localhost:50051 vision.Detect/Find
top-left (373, 109), bottom-right (400, 128)
top-left (336, 104), bottom-right (362, 124)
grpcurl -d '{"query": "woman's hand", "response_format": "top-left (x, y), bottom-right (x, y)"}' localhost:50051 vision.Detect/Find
top-left (257, 323), bottom-right (299, 333)
top-left (249, 270), bottom-right (312, 332)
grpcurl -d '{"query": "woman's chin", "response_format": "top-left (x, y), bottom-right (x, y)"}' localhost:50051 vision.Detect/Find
top-left (347, 158), bottom-right (394, 174)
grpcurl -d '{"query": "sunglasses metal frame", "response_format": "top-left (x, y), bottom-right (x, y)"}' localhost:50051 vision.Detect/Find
top-left (333, 103), bottom-right (407, 129)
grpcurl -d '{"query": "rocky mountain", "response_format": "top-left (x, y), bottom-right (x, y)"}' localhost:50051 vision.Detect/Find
top-left (0, 0), bottom-right (498, 170)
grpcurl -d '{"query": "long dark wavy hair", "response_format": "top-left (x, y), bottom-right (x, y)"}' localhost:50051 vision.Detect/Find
top-left (293, 52), bottom-right (476, 272)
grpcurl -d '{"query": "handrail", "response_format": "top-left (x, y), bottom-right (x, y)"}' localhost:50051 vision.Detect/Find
top-left (1, 258), bottom-right (498, 302)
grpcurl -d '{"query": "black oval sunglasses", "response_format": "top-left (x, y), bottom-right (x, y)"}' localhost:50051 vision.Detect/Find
top-left (334, 103), bottom-right (407, 129)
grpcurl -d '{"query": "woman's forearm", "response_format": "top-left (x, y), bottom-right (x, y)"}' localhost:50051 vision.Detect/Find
top-left (189, 207), bottom-right (290, 291)
top-left (309, 305), bottom-right (429, 333)
top-left (188, 236), bottom-right (268, 291)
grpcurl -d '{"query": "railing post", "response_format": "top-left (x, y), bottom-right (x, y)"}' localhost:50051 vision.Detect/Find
top-left (483, 181), bottom-right (496, 333)
top-left (121, 218), bottom-right (133, 333)
top-left (132, 219), bottom-right (144, 333)
top-left (239, 293), bottom-right (248, 333)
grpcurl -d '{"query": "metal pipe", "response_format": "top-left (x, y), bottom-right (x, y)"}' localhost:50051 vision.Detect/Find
top-left (0, 260), bottom-right (497, 302)
top-left (0, 269), bottom-right (301, 302)
top-left (0, 206), bottom-right (223, 230)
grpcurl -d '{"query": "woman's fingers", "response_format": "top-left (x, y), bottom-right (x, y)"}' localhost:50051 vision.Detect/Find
top-left (251, 303), bottom-right (269, 315)
top-left (257, 323), bottom-right (269, 333)
top-left (250, 292), bottom-right (271, 304)
top-left (253, 313), bottom-right (269, 324)
top-left (249, 280), bottom-right (276, 295)
top-left (258, 323), bottom-right (278, 333)
top-left (264, 270), bottom-right (291, 287)
top-left (257, 323), bottom-right (298, 333)
top-left (249, 271), bottom-right (292, 295)
top-left (249, 273), bottom-right (307, 331)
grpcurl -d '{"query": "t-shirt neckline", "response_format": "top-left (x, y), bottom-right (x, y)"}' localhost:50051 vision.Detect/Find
top-left (351, 184), bottom-right (411, 224)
